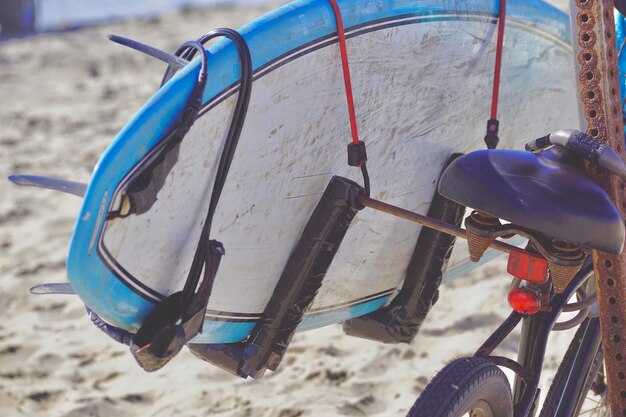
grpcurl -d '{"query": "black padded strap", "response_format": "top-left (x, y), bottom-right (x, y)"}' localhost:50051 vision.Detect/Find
top-left (130, 240), bottom-right (224, 372)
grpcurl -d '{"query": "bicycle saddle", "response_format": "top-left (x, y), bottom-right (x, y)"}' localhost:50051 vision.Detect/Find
top-left (438, 147), bottom-right (625, 254)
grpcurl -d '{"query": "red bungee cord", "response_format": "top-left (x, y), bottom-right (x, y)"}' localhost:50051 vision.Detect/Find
top-left (491, 0), bottom-right (507, 120)
top-left (327, 0), bottom-right (370, 195)
top-left (327, 0), bottom-right (360, 146)
top-left (485, 0), bottom-right (507, 149)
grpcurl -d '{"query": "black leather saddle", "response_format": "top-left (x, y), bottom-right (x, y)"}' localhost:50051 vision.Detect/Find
top-left (438, 147), bottom-right (625, 254)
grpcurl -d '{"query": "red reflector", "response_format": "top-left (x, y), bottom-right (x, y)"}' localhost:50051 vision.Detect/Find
top-left (508, 288), bottom-right (541, 315)
top-left (507, 249), bottom-right (548, 283)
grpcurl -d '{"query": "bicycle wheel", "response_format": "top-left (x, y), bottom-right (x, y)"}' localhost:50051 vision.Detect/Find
top-left (407, 357), bottom-right (513, 417)
top-left (539, 317), bottom-right (608, 417)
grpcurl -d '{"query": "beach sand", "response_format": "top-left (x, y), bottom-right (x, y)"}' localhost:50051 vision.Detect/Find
top-left (0, 1), bottom-right (581, 416)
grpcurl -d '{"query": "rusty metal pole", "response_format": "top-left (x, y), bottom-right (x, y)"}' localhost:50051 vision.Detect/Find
top-left (570, 1), bottom-right (626, 415)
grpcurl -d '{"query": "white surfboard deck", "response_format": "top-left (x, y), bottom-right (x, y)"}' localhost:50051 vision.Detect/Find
top-left (66, 0), bottom-right (579, 343)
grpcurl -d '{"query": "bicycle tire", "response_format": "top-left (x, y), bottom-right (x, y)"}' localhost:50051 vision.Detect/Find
top-left (539, 317), bottom-right (608, 417)
top-left (407, 357), bottom-right (513, 417)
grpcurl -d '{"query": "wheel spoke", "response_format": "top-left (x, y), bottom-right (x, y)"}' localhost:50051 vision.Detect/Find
top-left (579, 396), bottom-right (610, 417)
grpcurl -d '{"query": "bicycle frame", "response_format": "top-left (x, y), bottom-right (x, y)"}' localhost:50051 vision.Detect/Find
top-left (542, 317), bottom-right (602, 417)
top-left (474, 262), bottom-right (597, 417)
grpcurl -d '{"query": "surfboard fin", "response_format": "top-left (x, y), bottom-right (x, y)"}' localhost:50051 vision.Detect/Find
top-left (30, 283), bottom-right (76, 295)
top-left (108, 34), bottom-right (190, 69)
top-left (8, 175), bottom-right (87, 197)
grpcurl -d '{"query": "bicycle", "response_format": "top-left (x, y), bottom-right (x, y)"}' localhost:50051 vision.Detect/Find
top-left (390, 129), bottom-right (626, 417)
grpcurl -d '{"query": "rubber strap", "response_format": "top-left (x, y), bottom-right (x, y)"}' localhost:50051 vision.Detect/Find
top-left (123, 29), bottom-right (252, 372)
top-left (130, 240), bottom-right (224, 372)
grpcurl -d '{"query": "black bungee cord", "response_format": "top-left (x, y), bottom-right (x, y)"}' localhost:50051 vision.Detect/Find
top-left (157, 28), bottom-right (253, 321)
top-left (89, 29), bottom-right (253, 351)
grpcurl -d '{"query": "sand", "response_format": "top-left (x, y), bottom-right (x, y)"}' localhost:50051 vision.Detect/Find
top-left (0, 1), bottom-right (581, 416)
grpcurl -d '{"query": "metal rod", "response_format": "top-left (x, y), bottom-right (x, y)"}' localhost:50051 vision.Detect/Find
top-left (485, 355), bottom-right (533, 384)
top-left (475, 311), bottom-right (523, 357)
top-left (359, 195), bottom-right (517, 254)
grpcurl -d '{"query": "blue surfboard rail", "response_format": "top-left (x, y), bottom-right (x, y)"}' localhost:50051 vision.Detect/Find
top-left (67, 0), bottom-right (572, 343)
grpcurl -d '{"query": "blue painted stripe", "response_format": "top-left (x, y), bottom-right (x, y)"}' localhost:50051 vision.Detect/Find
top-left (191, 320), bottom-right (256, 344)
top-left (190, 292), bottom-right (393, 343)
top-left (298, 292), bottom-right (391, 332)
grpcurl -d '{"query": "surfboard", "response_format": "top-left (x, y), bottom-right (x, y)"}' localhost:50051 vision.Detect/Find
top-left (64, 0), bottom-right (579, 344)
